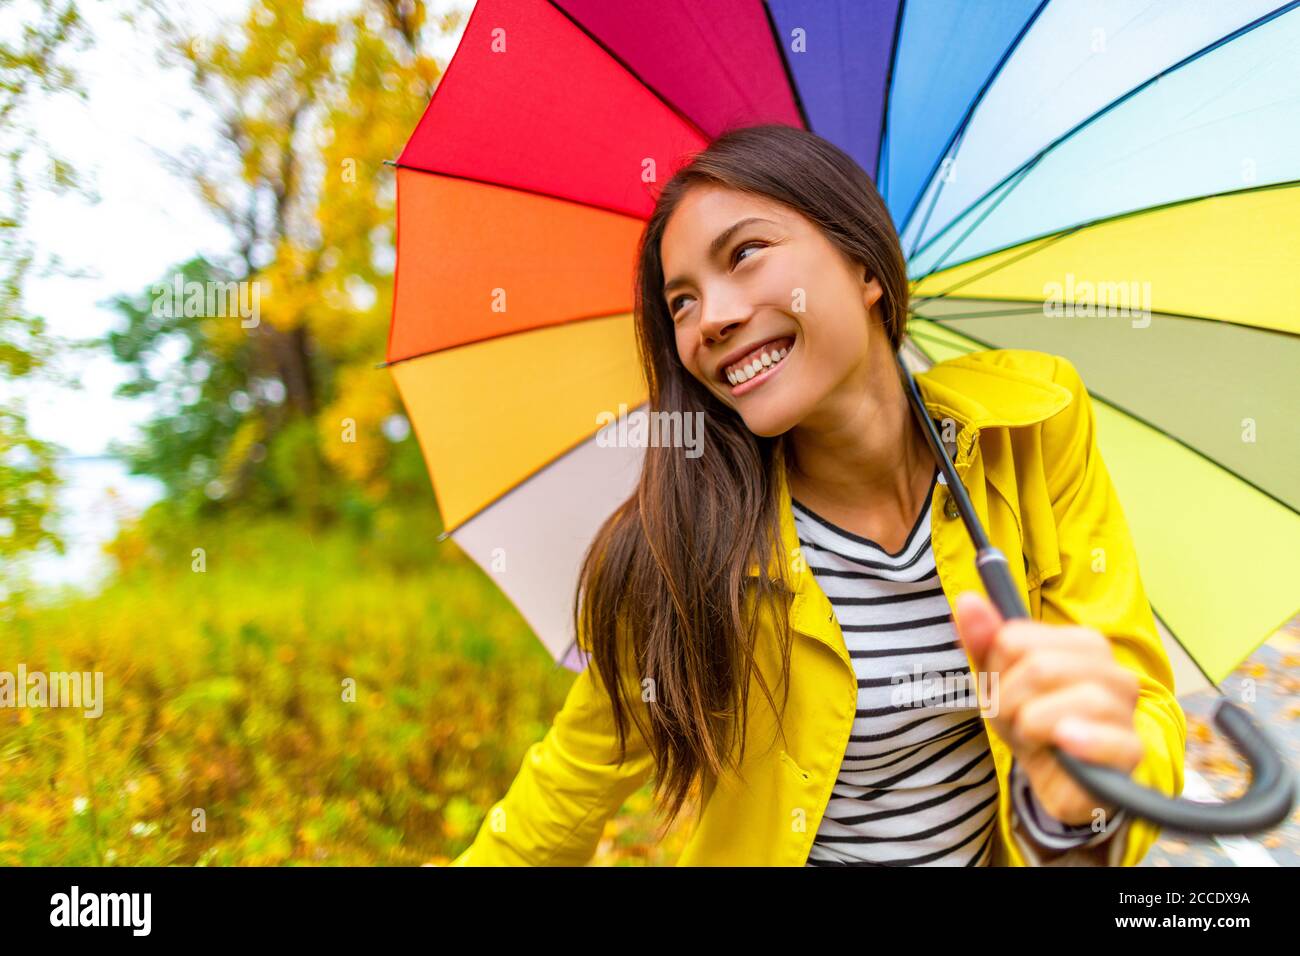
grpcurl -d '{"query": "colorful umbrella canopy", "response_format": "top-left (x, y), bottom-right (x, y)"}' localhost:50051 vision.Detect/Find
top-left (387, 0), bottom-right (1300, 694)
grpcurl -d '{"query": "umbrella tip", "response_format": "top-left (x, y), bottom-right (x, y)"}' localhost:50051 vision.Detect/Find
top-left (383, 159), bottom-right (396, 167)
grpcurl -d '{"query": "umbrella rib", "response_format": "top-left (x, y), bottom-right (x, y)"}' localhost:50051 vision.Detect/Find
top-left (909, 161), bottom-right (1045, 287)
top-left (908, 296), bottom-right (1300, 343)
top-left (909, 177), bottom-right (1300, 290)
top-left (905, 1), bottom-right (1300, 265)
top-left (543, 0), bottom-right (712, 144)
top-left (896, 0), bottom-right (1050, 238)
top-left (759, 0), bottom-right (812, 132)
top-left (1155, 596), bottom-right (1300, 697)
top-left (391, 162), bottom-right (650, 228)
top-left (380, 310), bottom-right (634, 370)
top-left (902, 315), bottom-right (1300, 519)
top-left (433, 400), bottom-right (650, 542)
top-left (909, 200), bottom-right (1073, 298)
top-left (1149, 604), bottom-right (1222, 696)
top-left (907, 302), bottom-right (1046, 321)
top-left (872, 0), bottom-right (906, 187)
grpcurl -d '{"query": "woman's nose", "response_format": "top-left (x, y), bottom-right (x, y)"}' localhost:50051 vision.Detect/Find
top-left (698, 292), bottom-right (754, 344)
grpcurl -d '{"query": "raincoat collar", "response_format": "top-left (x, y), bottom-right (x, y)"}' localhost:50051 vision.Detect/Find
top-left (745, 352), bottom-right (1072, 580)
top-left (908, 350), bottom-right (1074, 433)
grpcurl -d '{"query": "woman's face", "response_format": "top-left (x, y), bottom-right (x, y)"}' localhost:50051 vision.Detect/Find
top-left (660, 184), bottom-right (885, 437)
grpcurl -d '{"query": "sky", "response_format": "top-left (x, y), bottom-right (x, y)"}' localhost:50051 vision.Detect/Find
top-left (14, 0), bottom-right (472, 588)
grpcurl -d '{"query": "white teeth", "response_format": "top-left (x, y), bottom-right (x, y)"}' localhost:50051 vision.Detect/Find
top-left (725, 340), bottom-right (793, 386)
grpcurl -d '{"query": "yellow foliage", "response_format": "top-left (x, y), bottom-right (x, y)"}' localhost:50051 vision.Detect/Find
top-left (318, 364), bottom-right (401, 494)
top-left (160, 0), bottom-right (451, 517)
top-left (0, 515), bottom-right (596, 865)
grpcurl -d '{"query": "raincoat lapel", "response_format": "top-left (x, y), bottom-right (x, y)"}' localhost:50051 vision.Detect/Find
top-left (742, 353), bottom-right (1077, 860)
top-left (745, 351), bottom-right (1073, 625)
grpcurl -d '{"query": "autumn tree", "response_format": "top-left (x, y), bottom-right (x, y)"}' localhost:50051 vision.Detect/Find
top-left (0, 0), bottom-right (88, 571)
top-left (111, 0), bottom-right (458, 525)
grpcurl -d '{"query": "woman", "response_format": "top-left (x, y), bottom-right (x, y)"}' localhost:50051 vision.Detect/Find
top-left (452, 124), bottom-right (1185, 867)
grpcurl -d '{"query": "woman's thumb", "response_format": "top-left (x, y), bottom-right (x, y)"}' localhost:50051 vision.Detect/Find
top-left (954, 590), bottom-right (1002, 671)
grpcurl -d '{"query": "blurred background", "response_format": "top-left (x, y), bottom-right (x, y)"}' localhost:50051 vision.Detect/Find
top-left (0, 0), bottom-right (1293, 866)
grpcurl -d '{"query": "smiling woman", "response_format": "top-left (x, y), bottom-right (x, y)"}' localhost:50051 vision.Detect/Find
top-left (451, 124), bottom-right (1184, 868)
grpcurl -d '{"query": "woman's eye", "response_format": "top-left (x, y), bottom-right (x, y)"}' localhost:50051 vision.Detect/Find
top-left (669, 243), bottom-right (763, 318)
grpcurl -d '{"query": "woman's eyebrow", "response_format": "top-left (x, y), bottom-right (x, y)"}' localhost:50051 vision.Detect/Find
top-left (662, 216), bottom-right (775, 295)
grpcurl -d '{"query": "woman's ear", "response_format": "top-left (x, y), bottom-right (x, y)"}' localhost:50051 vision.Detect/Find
top-left (862, 268), bottom-right (884, 310)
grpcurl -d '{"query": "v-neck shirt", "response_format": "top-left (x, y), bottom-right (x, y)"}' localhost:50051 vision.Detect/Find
top-left (791, 467), bottom-right (1108, 865)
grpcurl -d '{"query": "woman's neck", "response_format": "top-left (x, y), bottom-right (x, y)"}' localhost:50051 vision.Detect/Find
top-left (783, 358), bottom-right (935, 538)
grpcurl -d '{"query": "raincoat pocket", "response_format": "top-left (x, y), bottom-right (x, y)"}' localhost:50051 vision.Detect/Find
top-left (779, 749), bottom-right (811, 783)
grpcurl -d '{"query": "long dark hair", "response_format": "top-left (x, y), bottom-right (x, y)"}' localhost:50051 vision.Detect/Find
top-left (575, 123), bottom-right (909, 828)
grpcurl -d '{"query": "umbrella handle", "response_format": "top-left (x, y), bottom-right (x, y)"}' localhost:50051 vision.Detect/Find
top-left (899, 356), bottom-right (1296, 835)
top-left (977, 548), bottom-right (1297, 836)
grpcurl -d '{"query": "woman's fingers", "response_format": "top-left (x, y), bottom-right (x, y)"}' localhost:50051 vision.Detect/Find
top-left (1052, 716), bottom-right (1146, 772)
top-left (1012, 684), bottom-right (1144, 772)
top-left (953, 595), bottom-right (1145, 777)
top-left (997, 650), bottom-right (1140, 730)
top-left (981, 619), bottom-right (1111, 678)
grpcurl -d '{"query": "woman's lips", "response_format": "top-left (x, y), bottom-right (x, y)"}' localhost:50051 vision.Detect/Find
top-left (727, 338), bottom-right (794, 397)
top-left (720, 335), bottom-right (795, 381)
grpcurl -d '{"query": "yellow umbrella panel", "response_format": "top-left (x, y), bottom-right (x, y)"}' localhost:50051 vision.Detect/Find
top-left (905, 183), bottom-right (1300, 688)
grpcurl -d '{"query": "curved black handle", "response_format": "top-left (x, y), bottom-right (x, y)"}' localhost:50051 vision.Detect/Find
top-left (977, 546), bottom-right (1297, 836)
top-left (899, 356), bottom-right (1296, 836)
top-left (1054, 700), bottom-right (1296, 836)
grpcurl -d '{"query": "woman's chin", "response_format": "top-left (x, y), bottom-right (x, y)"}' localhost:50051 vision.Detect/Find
top-left (738, 406), bottom-right (801, 439)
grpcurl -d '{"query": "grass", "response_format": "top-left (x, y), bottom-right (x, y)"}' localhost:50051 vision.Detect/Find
top-left (0, 510), bottom-right (694, 865)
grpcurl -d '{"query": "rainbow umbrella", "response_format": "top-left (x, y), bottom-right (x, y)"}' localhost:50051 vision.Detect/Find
top-left (387, 0), bottom-right (1300, 706)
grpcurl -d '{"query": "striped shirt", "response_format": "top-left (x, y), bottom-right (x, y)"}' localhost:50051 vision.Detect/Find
top-left (794, 465), bottom-right (1112, 866)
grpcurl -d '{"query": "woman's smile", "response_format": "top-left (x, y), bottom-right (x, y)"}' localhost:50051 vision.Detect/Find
top-left (723, 335), bottom-right (796, 397)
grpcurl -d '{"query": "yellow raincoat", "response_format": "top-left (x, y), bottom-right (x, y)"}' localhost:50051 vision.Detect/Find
top-left (451, 348), bottom-right (1187, 866)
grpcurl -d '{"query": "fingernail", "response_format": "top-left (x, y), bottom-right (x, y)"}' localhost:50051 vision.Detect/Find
top-left (1056, 718), bottom-right (1093, 746)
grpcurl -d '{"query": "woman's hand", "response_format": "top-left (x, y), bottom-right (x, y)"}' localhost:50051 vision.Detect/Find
top-left (953, 590), bottom-right (1144, 827)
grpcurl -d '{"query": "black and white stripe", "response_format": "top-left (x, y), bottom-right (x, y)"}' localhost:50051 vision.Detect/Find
top-left (795, 466), bottom-right (999, 867)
